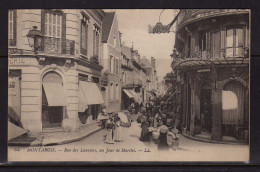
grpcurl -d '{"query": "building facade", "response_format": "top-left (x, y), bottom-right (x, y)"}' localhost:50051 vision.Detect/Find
top-left (171, 9), bottom-right (249, 143)
top-left (8, 9), bottom-right (105, 133)
top-left (100, 12), bottom-right (122, 113)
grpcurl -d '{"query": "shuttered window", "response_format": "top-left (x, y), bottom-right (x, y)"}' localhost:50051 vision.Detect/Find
top-left (225, 26), bottom-right (245, 57)
top-left (8, 10), bottom-right (16, 46)
top-left (81, 18), bottom-right (88, 56)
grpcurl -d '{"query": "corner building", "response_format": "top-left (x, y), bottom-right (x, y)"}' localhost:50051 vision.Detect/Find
top-left (8, 9), bottom-right (105, 133)
top-left (172, 9), bottom-right (249, 143)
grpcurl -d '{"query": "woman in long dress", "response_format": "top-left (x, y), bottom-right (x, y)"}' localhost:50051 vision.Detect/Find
top-left (114, 117), bottom-right (123, 142)
top-left (158, 119), bottom-right (169, 151)
top-left (104, 117), bottom-right (115, 144)
top-left (140, 119), bottom-right (150, 142)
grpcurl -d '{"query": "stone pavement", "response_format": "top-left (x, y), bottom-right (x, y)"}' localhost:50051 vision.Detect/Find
top-left (8, 122), bottom-right (102, 146)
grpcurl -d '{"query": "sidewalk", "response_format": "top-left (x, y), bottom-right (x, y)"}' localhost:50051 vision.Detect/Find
top-left (8, 122), bottom-right (102, 147)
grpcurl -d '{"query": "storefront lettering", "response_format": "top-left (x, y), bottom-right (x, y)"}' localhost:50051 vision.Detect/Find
top-left (9, 58), bottom-right (25, 65)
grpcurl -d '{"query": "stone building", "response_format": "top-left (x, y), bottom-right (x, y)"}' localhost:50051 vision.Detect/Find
top-left (8, 9), bottom-right (105, 133)
top-left (100, 12), bottom-right (122, 113)
top-left (171, 9), bottom-right (249, 143)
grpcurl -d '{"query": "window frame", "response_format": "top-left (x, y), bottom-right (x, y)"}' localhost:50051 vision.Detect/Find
top-left (8, 10), bottom-right (17, 46)
top-left (225, 25), bottom-right (246, 57)
top-left (44, 11), bottom-right (62, 38)
top-left (80, 15), bottom-right (89, 56)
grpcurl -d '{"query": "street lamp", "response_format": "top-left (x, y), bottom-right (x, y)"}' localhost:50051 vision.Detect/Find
top-left (27, 26), bottom-right (43, 54)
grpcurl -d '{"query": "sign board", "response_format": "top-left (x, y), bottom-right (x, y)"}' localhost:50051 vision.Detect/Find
top-left (197, 69), bottom-right (211, 73)
top-left (148, 22), bottom-right (171, 34)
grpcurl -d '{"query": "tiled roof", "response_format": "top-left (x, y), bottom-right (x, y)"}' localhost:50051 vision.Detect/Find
top-left (102, 12), bottom-right (115, 43)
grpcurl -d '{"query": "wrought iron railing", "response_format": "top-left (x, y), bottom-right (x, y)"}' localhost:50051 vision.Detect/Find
top-left (8, 39), bottom-right (16, 46)
top-left (42, 36), bottom-right (75, 55)
top-left (177, 9), bottom-right (249, 28)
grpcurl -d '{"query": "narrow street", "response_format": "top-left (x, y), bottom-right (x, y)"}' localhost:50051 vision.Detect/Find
top-left (9, 113), bottom-right (249, 162)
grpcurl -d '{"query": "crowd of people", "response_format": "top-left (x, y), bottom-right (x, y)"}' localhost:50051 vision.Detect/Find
top-left (97, 106), bottom-right (131, 144)
top-left (137, 98), bottom-right (181, 151)
top-left (97, 97), bottom-right (181, 150)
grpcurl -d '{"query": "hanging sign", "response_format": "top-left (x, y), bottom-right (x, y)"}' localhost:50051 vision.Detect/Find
top-left (148, 22), bottom-right (171, 34)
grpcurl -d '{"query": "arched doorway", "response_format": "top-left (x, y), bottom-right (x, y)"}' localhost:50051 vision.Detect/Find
top-left (222, 81), bottom-right (246, 140)
top-left (200, 83), bottom-right (212, 132)
top-left (42, 71), bottom-right (66, 129)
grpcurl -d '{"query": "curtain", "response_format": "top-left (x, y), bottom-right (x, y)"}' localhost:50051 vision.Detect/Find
top-left (222, 82), bottom-right (245, 125)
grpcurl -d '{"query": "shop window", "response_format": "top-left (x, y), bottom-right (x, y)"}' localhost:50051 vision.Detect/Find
top-left (225, 26), bottom-right (245, 57)
top-left (8, 10), bottom-right (17, 46)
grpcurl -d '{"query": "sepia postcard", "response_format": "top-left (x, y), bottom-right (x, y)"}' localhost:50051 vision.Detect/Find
top-left (7, 9), bottom-right (250, 162)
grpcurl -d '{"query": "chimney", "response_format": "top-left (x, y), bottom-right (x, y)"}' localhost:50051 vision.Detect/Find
top-left (151, 57), bottom-right (156, 68)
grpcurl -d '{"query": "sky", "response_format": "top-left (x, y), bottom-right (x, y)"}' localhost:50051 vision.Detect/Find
top-left (104, 9), bottom-right (177, 81)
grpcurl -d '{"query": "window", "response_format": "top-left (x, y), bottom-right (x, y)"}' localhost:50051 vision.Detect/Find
top-left (110, 55), bottom-right (114, 74)
top-left (42, 10), bottom-right (64, 54)
top-left (115, 58), bottom-right (119, 75)
top-left (225, 26), bottom-right (245, 57)
top-left (93, 25), bottom-right (100, 57)
top-left (8, 10), bottom-right (16, 46)
top-left (110, 83), bottom-right (114, 100)
top-left (81, 16), bottom-right (89, 56)
top-left (113, 36), bottom-right (117, 47)
top-left (44, 12), bottom-right (62, 38)
top-left (115, 84), bottom-right (118, 100)
top-left (187, 35), bottom-right (191, 58)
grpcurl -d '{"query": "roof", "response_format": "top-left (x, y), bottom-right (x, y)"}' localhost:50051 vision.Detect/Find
top-left (141, 56), bottom-right (152, 68)
top-left (121, 45), bottom-right (132, 59)
top-left (102, 12), bottom-right (115, 43)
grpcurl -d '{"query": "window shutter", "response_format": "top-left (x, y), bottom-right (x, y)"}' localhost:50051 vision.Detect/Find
top-left (61, 12), bottom-right (66, 54)
top-left (86, 24), bottom-right (88, 55)
top-left (41, 10), bottom-right (45, 51)
top-left (13, 10), bottom-right (17, 46)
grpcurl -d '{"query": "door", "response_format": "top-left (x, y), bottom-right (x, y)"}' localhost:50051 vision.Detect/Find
top-left (8, 70), bottom-right (21, 125)
top-left (200, 83), bottom-right (212, 132)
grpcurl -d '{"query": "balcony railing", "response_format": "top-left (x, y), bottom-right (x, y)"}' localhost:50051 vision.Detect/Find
top-left (42, 36), bottom-right (75, 55)
top-left (8, 39), bottom-right (16, 46)
top-left (177, 9), bottom-right (249, 29)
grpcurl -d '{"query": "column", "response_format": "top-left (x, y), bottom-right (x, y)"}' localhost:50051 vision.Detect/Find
top-left (211, 89), bottom-right (222, 141)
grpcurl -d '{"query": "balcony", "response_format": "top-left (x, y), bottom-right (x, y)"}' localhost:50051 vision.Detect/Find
top-left (42, 36), bottom-right (75, 55)
top-left (8, 39), bottom-right (16, 46)
top-left (177, 9), bottom-right (249, 31)
top-left (171, 47), bottom-right (249, 70)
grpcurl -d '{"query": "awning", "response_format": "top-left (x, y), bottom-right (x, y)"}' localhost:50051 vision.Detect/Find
top-left (128, 89), bottom-right (139, 102)
top-left (79, 81), bottom-right (104, 105)
top-left (78, 83), bottom-right (88, 112)
top-left (8, 122), bottom-right (28, 141)
top-left (43, 82), bottom-right (67, 106)
top-left (123, 89), bottom-right (134, 98)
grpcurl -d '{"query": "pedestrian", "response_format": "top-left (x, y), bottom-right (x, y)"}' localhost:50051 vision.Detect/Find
top-left (158, 119), bottom-right (169, 151)
top-left (104, 116), bottom-right (115, 144)
top-left (140, 118), bottom-right (150, 142)
top-left (114, 116), bottom-right (123, 142)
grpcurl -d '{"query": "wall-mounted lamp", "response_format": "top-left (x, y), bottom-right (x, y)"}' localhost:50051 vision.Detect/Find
top-left (27, 26), bottom-right (43, 54)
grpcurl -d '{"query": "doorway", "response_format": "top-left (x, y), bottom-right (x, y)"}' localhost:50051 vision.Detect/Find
top-left (200, 83), bottom-right (212, 132)
top-left (42, 71), bottom-right (65, 129)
